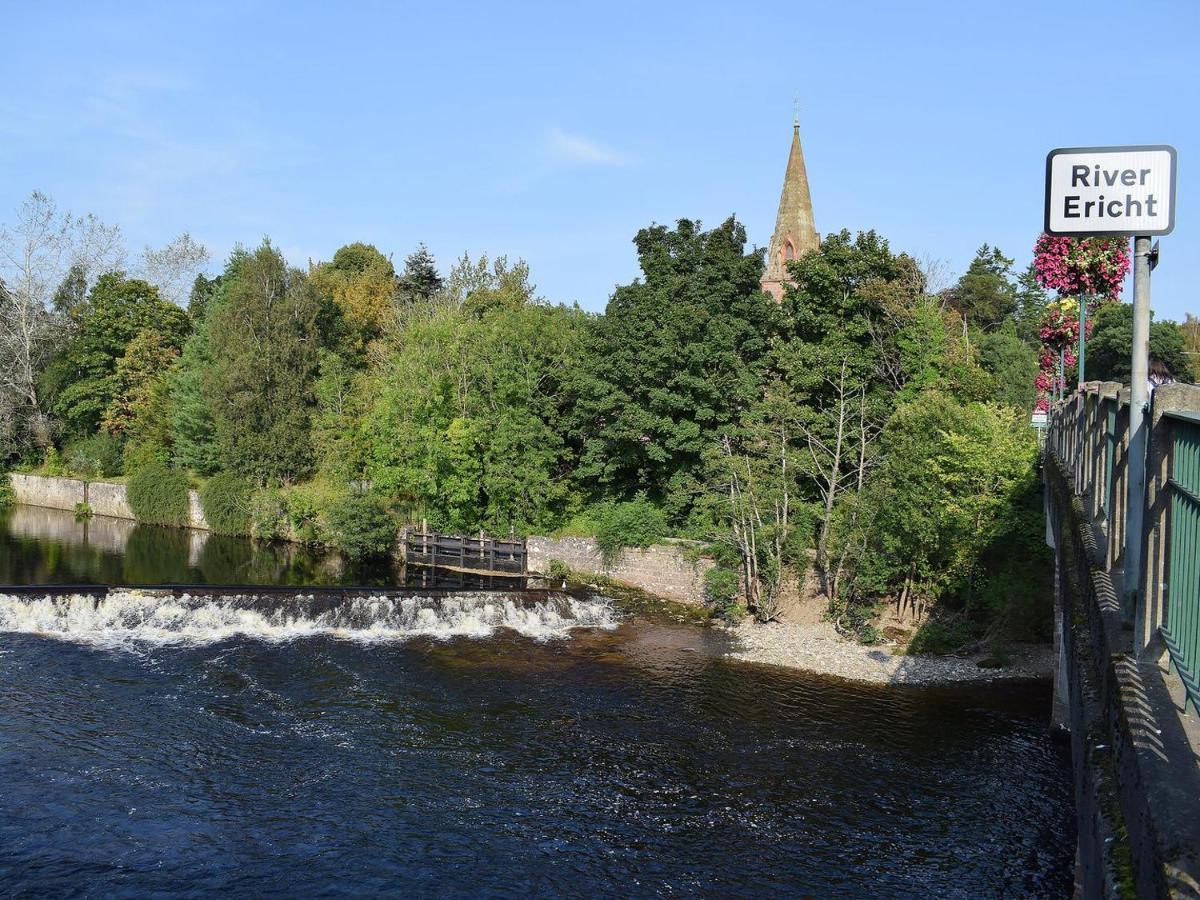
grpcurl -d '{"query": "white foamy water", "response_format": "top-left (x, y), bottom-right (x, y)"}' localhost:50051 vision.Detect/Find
top-left (0, 590), bottom-right (617, 648)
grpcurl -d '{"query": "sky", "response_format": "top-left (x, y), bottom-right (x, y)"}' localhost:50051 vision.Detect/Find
top-left (1, 0), bottom-right (1197, 319)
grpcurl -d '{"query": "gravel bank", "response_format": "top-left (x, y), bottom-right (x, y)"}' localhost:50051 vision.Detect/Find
top-left (725, 620), bottom-right (1054, 685)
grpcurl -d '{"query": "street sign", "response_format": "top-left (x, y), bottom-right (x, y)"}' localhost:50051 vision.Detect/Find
top-left (1045, 145), bottom-right (1176, 236)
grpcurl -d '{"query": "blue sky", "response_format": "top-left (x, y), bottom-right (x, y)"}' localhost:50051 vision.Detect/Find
top-left (1, 0), bottom-right (1196, 319)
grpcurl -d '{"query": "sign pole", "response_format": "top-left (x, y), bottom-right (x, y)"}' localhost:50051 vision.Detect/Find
top-left (1077, 294), bottom-right (1087, 386)
top-left (1123, 235), bottom-right (1153, 624)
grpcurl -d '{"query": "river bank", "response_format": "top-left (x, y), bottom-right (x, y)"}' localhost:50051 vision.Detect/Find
top-left (724, 619), bottom-right (1054, 685)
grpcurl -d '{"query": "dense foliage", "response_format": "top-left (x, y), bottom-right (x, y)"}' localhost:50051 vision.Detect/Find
top-left (198, 472), bottom-right (253, 535)
top-left (7, 189), bottom-right (1182, 648)
top-left (127, 461), bottom-right (190, 527)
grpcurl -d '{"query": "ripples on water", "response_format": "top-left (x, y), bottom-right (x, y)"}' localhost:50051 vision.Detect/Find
top-left (0, 589), bottom-right (1073, 897)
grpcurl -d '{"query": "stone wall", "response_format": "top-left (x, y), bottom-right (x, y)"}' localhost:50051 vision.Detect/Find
top-left (8, 473), bottom-right (209, 530)
top-left (527, 535), bottom-right (713, 604)
top-left (10, 473), bottom-right (86, 511)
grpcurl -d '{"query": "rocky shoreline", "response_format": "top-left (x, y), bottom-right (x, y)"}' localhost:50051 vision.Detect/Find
top-left (724, 620), bottom-right (1054, 685)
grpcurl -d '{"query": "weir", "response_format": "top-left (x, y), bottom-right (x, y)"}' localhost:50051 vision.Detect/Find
top-left (0, 585), bottom-right (616, 646)
top-left (1045, 382), bottom-right (1200, 897)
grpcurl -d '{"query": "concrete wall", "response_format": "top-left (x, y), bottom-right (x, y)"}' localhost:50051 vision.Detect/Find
top-left (527, 535), bottom-right (713, 604)
top-left (10, 472), bottom-right (86, 511)
top-left (8, 473), bottom-right (209, 531)
top-left (87, 480), bottom-right (134, 520)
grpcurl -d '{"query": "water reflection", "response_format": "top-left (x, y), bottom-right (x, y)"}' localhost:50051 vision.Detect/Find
top-left (0, 504), bottom-right (478, 588)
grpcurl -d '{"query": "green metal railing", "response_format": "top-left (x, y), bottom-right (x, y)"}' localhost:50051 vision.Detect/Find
top-left (1164, 410), bottom-right (1200, 715)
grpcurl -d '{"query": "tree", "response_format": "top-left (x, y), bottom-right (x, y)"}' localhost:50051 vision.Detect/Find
top-left (572, 216), bottom-right (779, 516)
top-left (397, 243), bottom-right (443, 304)
top-left (101, 329), bottom-right (181, 442)
top-left (1013, 262), bottom-right (1049, 345)
top-left (311, 242), bottom-right (397, 351)
top-left (977, 319), bottom-right (1039, 410)
top-left (706, 380), bottom-right (800, 622)
top-left (47, 273), bottom-right (189, 439)
top-left (362, 287), bottom-right (586, 534)
top-left (845, 392), bottom-right (1037, 623)
top-left (0, 192), bottom-right (124, 456)
top-left (139, 233), bottom-right (211, 306)
top-left (205, 240), bottom-right (321, 481)
top-left (944, 244), bottom-right (1016, 330)
top-left (1086, 302), bottom-right (1191, 384)
top-left (775, 229), bottom-right (921, 578)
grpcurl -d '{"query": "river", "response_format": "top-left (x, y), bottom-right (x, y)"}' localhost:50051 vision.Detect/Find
top-left (0, 506), bottom-right (1074, 896)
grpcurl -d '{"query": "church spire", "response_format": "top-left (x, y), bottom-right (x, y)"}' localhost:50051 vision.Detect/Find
top-left (761, 116), bottom-right (819, 301)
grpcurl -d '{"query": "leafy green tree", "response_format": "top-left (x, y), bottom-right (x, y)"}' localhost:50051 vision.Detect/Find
top-left (311, 242), bottom-right (397, 352)
top-left (1013, 261), bottom-right (1050, 345)
top-left (846, 392), bottom-right (1037, 623)
top-left (945, 245), bottom-right (1016, 329)
top-left (47, 273), bottom-right (189, 439)
top-left (205, 241), bottom-right (321, 481)
top-left (52, 264), bottom-right (89, 321)
top-left (101, 329), bottom-right (180, 437)
top-left (572, 216), bottom-right (779, 515)
top-left (397, 243), bottom-right (443, 304)
top-left (775, 229), bottom-right (922, 572)
top-left (168, 330), bottom-right (220, 474)
top-left (1086, 302), bottom-right (1191, 383)
top-left (187, 272), bottom-right (222, 323)
top-left (362, 289), bottom-right (585, 534)
top-left (977, 319), bottom-right (1039, 410)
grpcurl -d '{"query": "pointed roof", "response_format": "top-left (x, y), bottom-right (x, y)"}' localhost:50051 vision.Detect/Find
top-left (762, 121), bottom-right (819, 298)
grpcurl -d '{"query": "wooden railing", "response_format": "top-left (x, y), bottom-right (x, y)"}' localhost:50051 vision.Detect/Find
top-left (402, 531), bottom-right (526, 576)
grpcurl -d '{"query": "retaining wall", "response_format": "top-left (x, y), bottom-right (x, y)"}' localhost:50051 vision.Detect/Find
top-left (527, 535), bottom-right (713, 604)
top-left (8, 473), bottom-right (208, 530)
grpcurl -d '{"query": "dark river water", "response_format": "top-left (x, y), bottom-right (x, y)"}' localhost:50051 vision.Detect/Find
top-left (0, 507), bottom-right (1075, 897)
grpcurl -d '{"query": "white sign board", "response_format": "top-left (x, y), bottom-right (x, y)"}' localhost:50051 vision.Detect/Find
top-left (1045, 145), bottom-right (1176, 236)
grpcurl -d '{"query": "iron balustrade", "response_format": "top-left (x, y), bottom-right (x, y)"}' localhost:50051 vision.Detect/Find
top-left (1163, 410), bottom-right (1200, 714)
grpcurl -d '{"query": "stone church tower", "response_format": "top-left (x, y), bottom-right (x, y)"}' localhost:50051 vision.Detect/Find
top-left (761, 119), bottom-right (819, 301)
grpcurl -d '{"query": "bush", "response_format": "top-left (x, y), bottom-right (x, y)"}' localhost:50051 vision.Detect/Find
top-left (325, 492), bottom-right (396, 559)
top-left (704, 567), bottom-right (741, 604)
top-left (0, 472), bottom-right (14, 508)
top-left (283, 480), bottom-right (341, 544)
top-left (546, 559), bottom-right (573, 582)
top-left (249, 486), bottom-right (288, 540)
top-left (199, 472), bottom-right (253, 535)
top-left (592, 494), bottom-right (668, 567)
top-left (74, 502), bottom-right (93, 521)
top-left (64, 433), bottom-right (124, 479)
top-left (127, 461), bottom-right (190, 527)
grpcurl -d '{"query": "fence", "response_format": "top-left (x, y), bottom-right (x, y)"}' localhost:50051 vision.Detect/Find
top-left (1049, 380), bottom-right (1200, 714)
top-left (402, 531), bottom-right (527, 576)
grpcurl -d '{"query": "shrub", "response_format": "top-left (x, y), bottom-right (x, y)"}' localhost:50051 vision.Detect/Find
top-left (43, 447), bottom-right (64, 476)
top-left (249, 486), bottom-right (288, 540)
top-left (546, 559), bottom-right (573, 582)
top-left (199, 472), bottom-right (253, 535)
top-left (127, 461), bottom-right (190, 527)
top-left (65, 433), bottom-right (124, 479)
top-left (703, 567), bottom-right (741, 605)
top-left (74, 502), bottom-right (93, 521)
top-left (592, 494), bottom-right (668, 567)
top-left (283, 480), bottom-right (341, 544)
top-left (0, 473), bottom-right (14, 508)
top-left (325, 492), bottom-right (396, 559)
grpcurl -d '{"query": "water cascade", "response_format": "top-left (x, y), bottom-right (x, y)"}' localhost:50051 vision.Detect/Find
top-left (0, 589), bottom-right (617, 647)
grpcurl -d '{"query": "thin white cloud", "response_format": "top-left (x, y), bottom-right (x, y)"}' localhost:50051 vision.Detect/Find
top-left (545, 127), bottom-right (633, 166)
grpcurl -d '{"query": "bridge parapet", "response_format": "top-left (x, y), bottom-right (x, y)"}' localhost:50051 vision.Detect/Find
top-left (1047, 383), bottom-right (1200, 897)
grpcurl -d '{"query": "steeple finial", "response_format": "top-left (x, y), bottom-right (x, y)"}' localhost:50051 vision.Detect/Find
top-left (793, 95), bottom-right (800, 128)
